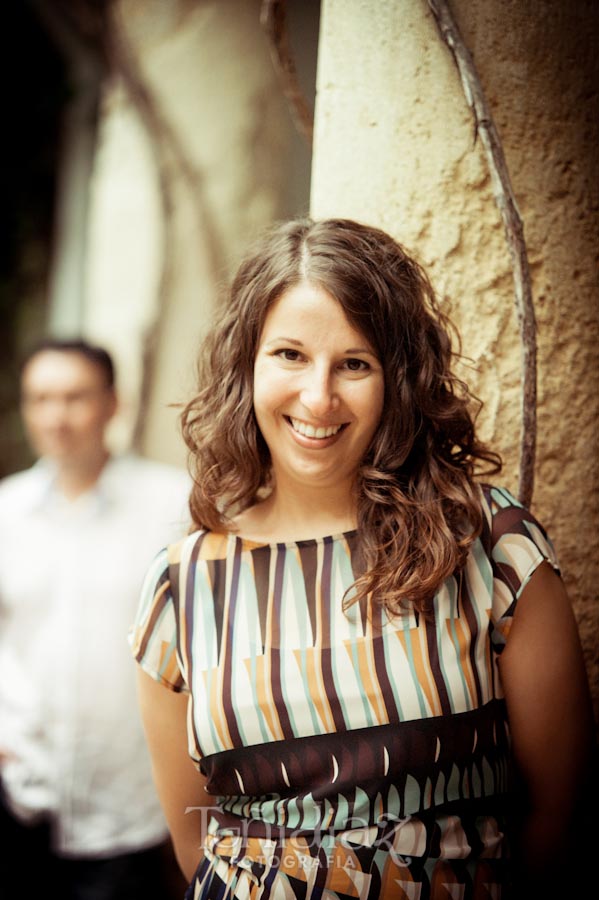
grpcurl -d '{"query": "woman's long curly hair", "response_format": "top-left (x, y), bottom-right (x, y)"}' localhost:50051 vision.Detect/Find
top-left (182, 217), bottom-right (501, 616)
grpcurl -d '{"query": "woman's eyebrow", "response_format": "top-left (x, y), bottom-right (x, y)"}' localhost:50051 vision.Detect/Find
top-left (263, 337), bottom-right (303, 347)
top-left (344, 347), bottom-right (377, 356)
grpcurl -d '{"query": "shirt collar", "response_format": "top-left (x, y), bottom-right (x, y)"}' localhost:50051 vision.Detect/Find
top-left (26, 455), bottom-right (126, 513)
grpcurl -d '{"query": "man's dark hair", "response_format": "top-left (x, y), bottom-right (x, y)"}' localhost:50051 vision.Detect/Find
top-left (20, 338), bottom-right (115, 388)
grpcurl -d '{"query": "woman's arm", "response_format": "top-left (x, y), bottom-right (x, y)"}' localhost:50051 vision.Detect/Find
top-left (499, 561), bottom-right (595, 894)
top-left (136, 667), bottom-right (216, 883)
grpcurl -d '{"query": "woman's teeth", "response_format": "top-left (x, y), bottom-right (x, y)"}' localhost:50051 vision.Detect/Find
top-left (290, 418), bottom-right (343, 439)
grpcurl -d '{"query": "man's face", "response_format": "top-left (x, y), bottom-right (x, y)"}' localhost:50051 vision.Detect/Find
top-left (20, 350), bottom-right (117, 466)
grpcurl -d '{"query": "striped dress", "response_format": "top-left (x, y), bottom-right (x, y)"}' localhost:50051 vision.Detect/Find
top-left (131, 485), bottom-right (559, 899)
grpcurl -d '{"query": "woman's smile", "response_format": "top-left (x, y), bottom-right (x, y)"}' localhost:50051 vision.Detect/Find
top-left (286, 416), bottom-right (348, 441)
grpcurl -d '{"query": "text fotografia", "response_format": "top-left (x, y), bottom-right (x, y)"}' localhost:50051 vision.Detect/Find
top-left (184, 806), bottom-right (415, 867)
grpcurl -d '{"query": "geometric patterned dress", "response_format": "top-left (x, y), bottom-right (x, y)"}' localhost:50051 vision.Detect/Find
top-left (130, 485), bottom-right (559, 899)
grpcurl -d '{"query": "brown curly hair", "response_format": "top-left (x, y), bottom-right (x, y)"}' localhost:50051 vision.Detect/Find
top-left (181, 217), bottom-right (501, 615)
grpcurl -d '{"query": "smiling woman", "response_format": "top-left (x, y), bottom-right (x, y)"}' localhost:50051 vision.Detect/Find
top-left (130, 218), bottom-right (595, 900)
top-left (249, 280), bottom-right (384, 539)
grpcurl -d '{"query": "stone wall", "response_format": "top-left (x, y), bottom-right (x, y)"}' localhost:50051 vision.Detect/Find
top-left (311, 0), bottom-right (598, 718)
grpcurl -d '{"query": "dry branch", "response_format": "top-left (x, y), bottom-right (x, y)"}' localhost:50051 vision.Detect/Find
top-left (261, 0), bottom-right (314, 146)
top-left (428, 0), bottom-right (537, 507)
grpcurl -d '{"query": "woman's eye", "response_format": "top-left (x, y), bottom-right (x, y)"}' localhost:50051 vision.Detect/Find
top-left (275, 348), bottom-right (302, 361)
top-left (343, 358), bottom-right (369, 372)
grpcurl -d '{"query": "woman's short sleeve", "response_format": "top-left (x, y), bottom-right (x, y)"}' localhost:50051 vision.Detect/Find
top-left (488, 486), bottom-right (561, 653)
top-left (129, 546), bottom-right (188, 692)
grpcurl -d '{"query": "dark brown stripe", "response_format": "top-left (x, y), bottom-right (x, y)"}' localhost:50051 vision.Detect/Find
top-left (270, 545), bottom-right (294, 738)
top-left (219, 537), bottom-right (243, 747)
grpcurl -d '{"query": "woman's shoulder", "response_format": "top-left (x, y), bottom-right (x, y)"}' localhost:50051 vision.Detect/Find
top-left (477, 481), bottom-right (559, 569)
top-left (165, 527), bottom-right (232, 566)
top-left (478, 482), bottom-right (545, 530)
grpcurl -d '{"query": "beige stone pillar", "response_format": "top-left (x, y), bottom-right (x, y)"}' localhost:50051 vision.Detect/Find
top-left (311, 0), bottom-right (598, 712)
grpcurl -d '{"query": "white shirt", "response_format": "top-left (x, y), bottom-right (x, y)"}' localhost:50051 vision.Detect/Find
top-left (0, 454), bottom-right (192, 857)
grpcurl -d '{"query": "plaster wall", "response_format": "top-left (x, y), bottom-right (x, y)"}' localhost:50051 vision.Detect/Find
top-left (82, 0), bottom-right (311, 462)
top-left (311, 0), bottom-right (598, 714)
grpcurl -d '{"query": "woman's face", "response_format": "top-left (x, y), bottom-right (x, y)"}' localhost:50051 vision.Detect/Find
top-left (253, 280), bottom-right (385, 496)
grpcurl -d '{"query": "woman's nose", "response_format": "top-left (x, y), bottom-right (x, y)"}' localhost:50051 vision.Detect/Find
top-left (299, 369), bottom-right (339, 417)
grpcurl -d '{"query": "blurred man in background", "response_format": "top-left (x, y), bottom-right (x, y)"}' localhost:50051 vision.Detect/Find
top-left (0, 338), bottom-right (191, 899)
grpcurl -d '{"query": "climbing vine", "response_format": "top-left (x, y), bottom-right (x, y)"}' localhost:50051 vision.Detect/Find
top-left (428, 0), bottom-right (537, 507)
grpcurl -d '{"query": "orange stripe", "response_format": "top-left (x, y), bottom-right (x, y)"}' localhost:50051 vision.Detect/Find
top-left (246, 655), bottom-right (284, 741)
top-left (199, 531), bottom-right (229, 560)
top-left (452, 617), bottom-right (477, 705)
top-left (303, 646), bottom-right (335, 732)
top-left (158, 640), bottom-right (180, 685)
top-left (202, 667), bottom-right (232, 750)
top-left (353, 639), bottom-right (387, 725)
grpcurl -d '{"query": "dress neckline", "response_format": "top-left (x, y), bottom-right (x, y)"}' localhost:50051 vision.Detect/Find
top-left (225, 528), bottom-right (358, 550)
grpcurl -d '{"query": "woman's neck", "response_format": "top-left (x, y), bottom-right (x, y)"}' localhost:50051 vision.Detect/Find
top-left (234, 481), bottom-right (357, 543)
